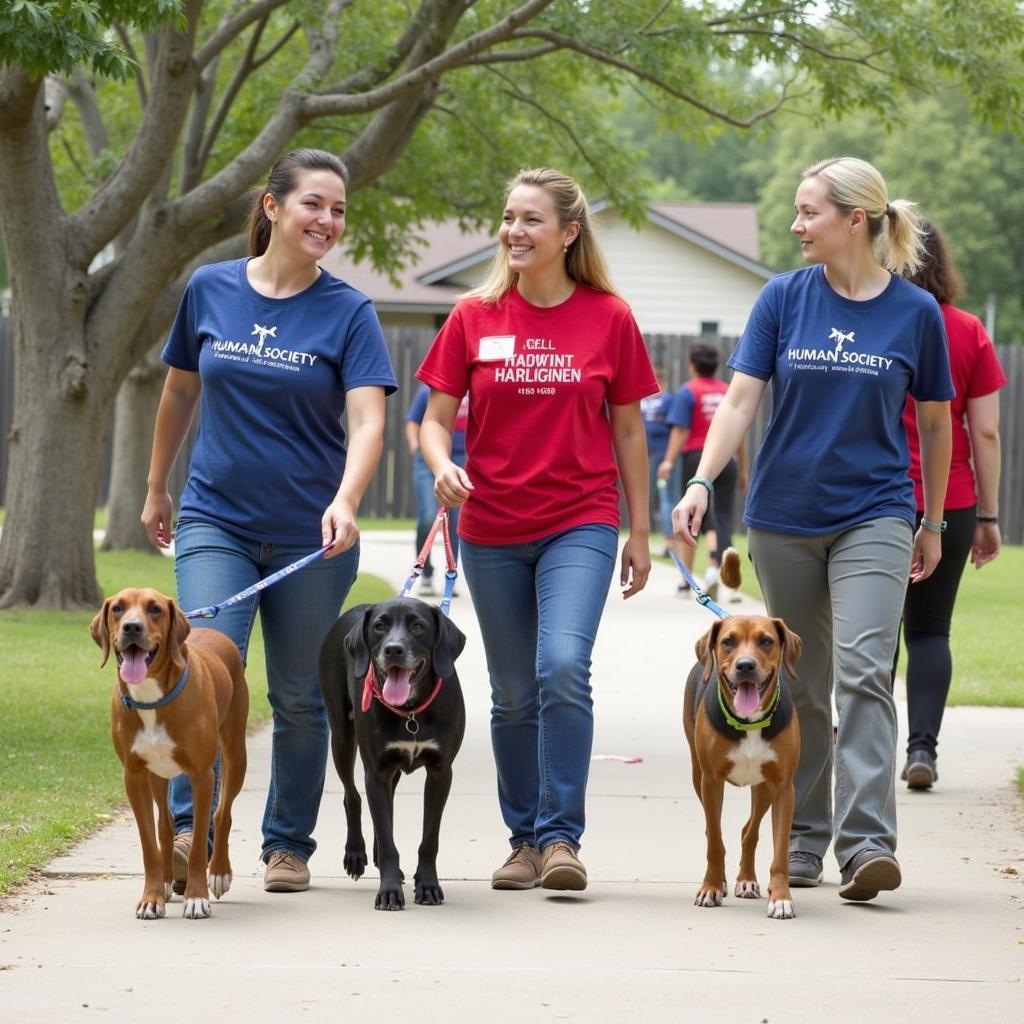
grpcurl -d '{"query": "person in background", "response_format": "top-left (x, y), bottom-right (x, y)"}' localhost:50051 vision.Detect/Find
top-left (404, 383), bottom-right (468, 595)
top-left (417, 167), bottom-right (658, 894)
top-left (658, 342), bottom-right (746, 601)
top-left (674, 156), bottom-right (952, 903)
top-left (142, 148), bottom-right (396, 895)
top-left (641, 366), bottom-right (678, 558)
top-left (897, 218), bottom-right (1006, 790)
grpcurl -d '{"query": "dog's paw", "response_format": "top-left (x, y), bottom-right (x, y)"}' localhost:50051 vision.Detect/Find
top-left (767, 898), bottom-right (795, 920)
top-left (734, 879), bottom-right (761, 899)
top-left (344, 846), bottom-right (367, 881)
top-left (414, 880), bottom-right (445, 906)
top-left (375, 884), bottom-right (405, 911)
top-left (209, 871), bottom-right (232, 899)
top-left (135, 898), bottom-right (167, 920)
top-left (694, 885), bottom-right (724, 908)
top-left (182, 896), bottom-right (212, 919)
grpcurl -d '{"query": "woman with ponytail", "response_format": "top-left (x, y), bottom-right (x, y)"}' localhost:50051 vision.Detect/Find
top-left (674, 156), bottom-right (953, 904)
top-left (142, 149), bottom-right (396, 894)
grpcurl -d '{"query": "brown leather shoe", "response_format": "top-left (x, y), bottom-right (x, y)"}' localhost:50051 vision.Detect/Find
top-left (491, 845), bottom-right (542, 890)
top-left (264, 851), bottom-right (310, 893)
top-left (172, 832), bottom-right (191, 896)
top-left (540, 841), bottom-right (587, 891)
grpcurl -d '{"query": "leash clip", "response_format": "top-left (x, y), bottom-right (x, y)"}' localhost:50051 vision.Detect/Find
top-left (405, 715), bottom-right (420, 736)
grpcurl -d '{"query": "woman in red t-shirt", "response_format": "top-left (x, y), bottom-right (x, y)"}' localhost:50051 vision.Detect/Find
top-left (898, 219), bottom-right (1006, 790)
top-left (418, 167), bottom-right (658, 893)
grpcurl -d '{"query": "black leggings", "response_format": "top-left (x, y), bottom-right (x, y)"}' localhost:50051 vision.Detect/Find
top-left (898, 505), bottom-right (976, 756)
top-left (682, 450), bottom-right (737, 560)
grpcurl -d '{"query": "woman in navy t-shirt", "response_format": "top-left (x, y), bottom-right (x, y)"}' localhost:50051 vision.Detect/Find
top-left (142, 149), bottom-right (397, 896)
top-left (674, 157), bottom-right (953, 904)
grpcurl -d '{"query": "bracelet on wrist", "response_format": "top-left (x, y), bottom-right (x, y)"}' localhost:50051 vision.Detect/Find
top-left (976, 514), bottom-right (999, 524)
top-left (686, 475), bottom-right (714, 496)
top-left (920, 518), bottom-right (947, 534)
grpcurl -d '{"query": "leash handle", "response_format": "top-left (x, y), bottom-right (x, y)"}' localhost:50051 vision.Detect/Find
top-left (184, 544), bottom-right (331, 620)
top-left (669, 549), bottom-right (730, 620)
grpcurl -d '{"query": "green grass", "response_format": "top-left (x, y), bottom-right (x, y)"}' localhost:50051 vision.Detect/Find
top-left (653, 536), bottom-right (1024, 707)
top-left (0, 548), bottom-right (392, 896)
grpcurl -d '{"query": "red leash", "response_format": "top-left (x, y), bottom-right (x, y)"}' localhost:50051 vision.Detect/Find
top-left (401, 506), bottom-right (458, 615)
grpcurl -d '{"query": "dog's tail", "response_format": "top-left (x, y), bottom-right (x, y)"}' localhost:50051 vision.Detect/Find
top-left (720, 547), bottom-right (742, 590)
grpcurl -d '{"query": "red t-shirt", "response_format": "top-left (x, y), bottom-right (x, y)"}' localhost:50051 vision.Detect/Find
top-left (416, 285), bottom-right (659, 544)
top-left (903, 303), bottom-right (1006, 510)
top-left (682, 376), bottom-right (728, 453)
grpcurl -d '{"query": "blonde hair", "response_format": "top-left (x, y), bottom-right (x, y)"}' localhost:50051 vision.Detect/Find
top-left (465, 167), bottom-right (620, 305)
top-left (802, 156), bottom-right (924, 276)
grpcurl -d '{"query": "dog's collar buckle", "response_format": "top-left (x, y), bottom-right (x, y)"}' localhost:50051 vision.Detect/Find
top-left (120, 665), bottom-right (190, 711)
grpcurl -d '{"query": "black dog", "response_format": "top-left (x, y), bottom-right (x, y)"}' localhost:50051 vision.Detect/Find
top-left (318, 597), bottom-right (466, 910)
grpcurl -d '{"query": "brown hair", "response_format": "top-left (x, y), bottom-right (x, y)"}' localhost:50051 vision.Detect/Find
top-left (688, 343), bottom-right (719, 378)
top-left (802, 156), bottom-right (924, 276)
top-left (465, 167), bottom-right (620, 305)
top-left (905, 217), bottom-right (964, 304)
top-left (246, 148), bottom-right (350, 257)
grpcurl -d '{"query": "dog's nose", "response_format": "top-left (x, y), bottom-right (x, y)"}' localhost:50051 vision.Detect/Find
top-left (383, 641), bottom-right (406, 659)
top-left (121, 619), bottom-right (145, 641)
top-left (734, 656), bottom-right (758, 675)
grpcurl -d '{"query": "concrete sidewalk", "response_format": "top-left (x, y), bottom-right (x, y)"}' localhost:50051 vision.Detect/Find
top-left (2, 531), bottom-right (1022, 1022)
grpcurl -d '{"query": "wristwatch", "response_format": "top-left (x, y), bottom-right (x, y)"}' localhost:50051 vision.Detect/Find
top-left (920, 518), bottom-right (947, 534)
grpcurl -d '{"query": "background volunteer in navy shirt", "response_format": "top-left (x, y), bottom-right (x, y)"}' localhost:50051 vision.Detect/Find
top-left (674, 157), bottom-right (952, 905)
top-left (142, 149), bottom-right (397, 895)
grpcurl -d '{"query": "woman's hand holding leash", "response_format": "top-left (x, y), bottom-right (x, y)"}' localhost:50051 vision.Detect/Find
top-left (433, 462), bottom-right (473, 509)
top-left (673, 482), bottom-right (709, 548)
top-left (321, 497), bottom-right (359, 557)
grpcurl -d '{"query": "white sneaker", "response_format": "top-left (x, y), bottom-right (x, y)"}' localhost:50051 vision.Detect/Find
top-left (703, 566), bottom-right (720, 601)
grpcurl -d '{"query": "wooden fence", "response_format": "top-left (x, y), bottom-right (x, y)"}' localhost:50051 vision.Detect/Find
top-left (0, 319), bottom-right (1021, 543)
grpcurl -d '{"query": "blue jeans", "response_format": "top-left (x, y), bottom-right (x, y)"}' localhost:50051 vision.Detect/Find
top-left (413, 450), bottom-right (461, 579)
top-left (170, 520), bottom-right (358, 863)
top-left (460, 524), bottom-right (618, 851)
top-left (649, 453), bottom-right (681, 539)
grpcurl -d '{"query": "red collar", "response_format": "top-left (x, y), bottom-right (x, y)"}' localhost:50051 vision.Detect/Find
top-left (361, 665), bottom-right (443, 719)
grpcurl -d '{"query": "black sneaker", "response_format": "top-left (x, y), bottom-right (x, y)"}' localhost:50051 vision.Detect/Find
top-left (788, 850), bottom-right (823, 887)
top-left (838, 849), bottom-right (901, 902)
top-left (901, 749), bottom-right (937, 790)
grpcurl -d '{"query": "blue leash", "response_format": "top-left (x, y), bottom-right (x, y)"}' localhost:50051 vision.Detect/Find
top-left (184, 544), bottom-right (331, 620)
top-left (669, 549), bottom-right (730, 619)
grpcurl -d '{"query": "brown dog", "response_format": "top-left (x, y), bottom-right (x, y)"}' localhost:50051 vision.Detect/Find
top-left (90, 589), bottom-right (248, 920)
top-left (683, 614), bottom-right (802, 919)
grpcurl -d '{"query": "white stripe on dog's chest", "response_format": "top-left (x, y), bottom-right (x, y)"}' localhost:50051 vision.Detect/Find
top-left (385, 739), bottom-right (441, 766)
top-left (726, 732), bottom-right (777, 786)
top-left (127, 681), bottom-right (185, 779)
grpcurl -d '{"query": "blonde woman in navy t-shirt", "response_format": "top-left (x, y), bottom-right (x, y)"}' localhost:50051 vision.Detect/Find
top-left (142, 149), bottom-right (396, 896)
top-left (675, 157), bottom-right (953, 903)
top-left (417, 168), bottom-right (659, 893)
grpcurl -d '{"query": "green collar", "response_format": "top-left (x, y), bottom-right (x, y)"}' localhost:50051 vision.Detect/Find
top-left (716, 667), bottom-right (780, 732)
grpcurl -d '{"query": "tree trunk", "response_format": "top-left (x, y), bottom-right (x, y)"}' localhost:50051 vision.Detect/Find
top-left (0, 316), bottom-right (107, 609)
top-left (101, 348), bottom-right (166, 552)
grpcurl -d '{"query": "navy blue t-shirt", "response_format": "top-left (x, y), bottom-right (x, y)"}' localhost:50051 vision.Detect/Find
top-left (640, 390), bottom-right (673, 460)
top-left (731, 265), bottom-right (953, 535)
top-left (404, 383), bottom-right (467, 461)
top-left (163, 259), bottom-right (397, 544)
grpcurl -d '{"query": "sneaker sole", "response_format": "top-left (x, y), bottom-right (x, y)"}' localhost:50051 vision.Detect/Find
top-left (540, 866), bottom-right (588, 891)
top-left (838, 856), bottom-right (901, 902)
top-left (491, 877), bottom-right (540, 891)
top-left (906, 765), bottom-right (936, 790)
top-left (788, 872), bottom-right (823, 888)
top-left (264, 878), bottom-right (310, 893)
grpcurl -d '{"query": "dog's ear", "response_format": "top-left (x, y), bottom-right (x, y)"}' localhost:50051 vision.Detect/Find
top-left (430, 606), bottom-right (466, 679)
top-left (167, 599), bottom-right (191, 667)
top-left (774, 618), bottom-right (802, 681)
top-left (344, 608), bottom-right (374, 679)
top-left (90, 599), bottom-right (113, 667)
top-left (696, 621), bottom-right (721, 684)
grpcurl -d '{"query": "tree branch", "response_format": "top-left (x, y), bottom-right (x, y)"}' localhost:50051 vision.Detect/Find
top-left (66, 68), bottom-right (109, 158)
top-left (193, 0), bottom-right (297, 71)
top-left (114, 23), bottom-right (148, 107)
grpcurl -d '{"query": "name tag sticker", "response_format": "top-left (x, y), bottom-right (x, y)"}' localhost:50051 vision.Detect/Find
top-left (479, 335), bottom-right (515, 360)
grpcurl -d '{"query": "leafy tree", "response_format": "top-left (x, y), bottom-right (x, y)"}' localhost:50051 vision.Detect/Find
top-left (2, 0), bottom-right (1023, 607)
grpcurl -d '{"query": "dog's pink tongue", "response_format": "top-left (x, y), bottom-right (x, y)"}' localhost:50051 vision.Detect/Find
top-left (119, 648), bottom-right (149, 686)
top-left (382, 667), bottom-right (413, 706)
top-left (734, 682), bottom-right (761, 717)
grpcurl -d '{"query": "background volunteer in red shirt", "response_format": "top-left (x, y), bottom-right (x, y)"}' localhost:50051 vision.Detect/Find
top-left (897, 218), bottom-right (1006, 791)
top-left (418, 167), bottom-right (658, 894)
